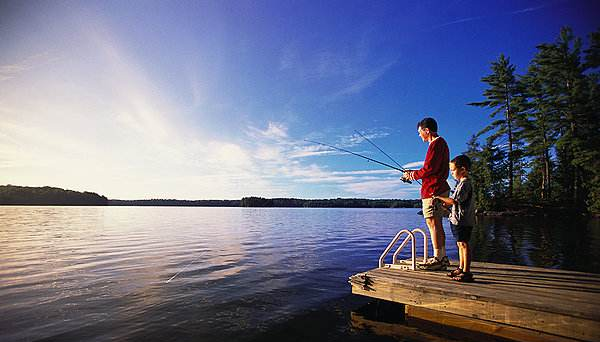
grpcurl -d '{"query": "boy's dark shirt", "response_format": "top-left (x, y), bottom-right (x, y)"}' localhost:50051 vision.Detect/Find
top-left (450, 178), bottom-right (475, 227)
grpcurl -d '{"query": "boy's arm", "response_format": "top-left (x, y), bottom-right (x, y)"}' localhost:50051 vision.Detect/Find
top-left (432, 195), bottom-right (455, 206)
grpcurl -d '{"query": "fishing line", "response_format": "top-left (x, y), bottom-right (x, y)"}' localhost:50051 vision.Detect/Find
top-left (354, 130), bottom-right (421, 185)
top-left (165, 253), bottom-right (204, 283)
top-left (305, 139), bottom-right (405, 172)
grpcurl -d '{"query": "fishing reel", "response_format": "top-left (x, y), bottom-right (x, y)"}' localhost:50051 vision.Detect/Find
top-left (400, 174), bottom-right (412, 184)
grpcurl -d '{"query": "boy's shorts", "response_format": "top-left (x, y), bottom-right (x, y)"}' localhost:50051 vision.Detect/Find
top-left (450, 224), bottom-right (473, 242)
top-left (421, 191), bottom-right (449, 219)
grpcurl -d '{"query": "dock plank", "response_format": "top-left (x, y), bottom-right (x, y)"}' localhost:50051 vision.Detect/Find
top-left (349, 261), bottom-right (600, 342)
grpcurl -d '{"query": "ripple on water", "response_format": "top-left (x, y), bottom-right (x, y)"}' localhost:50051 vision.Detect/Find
top-left (1, 206), bottom-right (598, 342)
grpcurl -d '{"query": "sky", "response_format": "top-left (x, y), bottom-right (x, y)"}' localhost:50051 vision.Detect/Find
top-left (1, 1), bottom-right (598, 200)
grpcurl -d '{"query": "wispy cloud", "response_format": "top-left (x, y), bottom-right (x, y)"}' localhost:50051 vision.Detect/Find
top-left (0, 52), bottom-right (58, 82)
top-left (279, 34), bottom-right (398, 103)
top-left (342, 178), bottom-right (419, 198)
top-left (341, 130), bottom-right (390, 147)
top-left (326, 60), bottom-right (397, 102)
top-left (428, 16), bottom-right (485, 31)
top-left (428, 2), bottom-right (555, 31)
top-left (511, 3), bottom-right (553, 14)
top-left (402, 161), bottom-right (424, 169)
top-left (244, 121), bottom-right (418, 198)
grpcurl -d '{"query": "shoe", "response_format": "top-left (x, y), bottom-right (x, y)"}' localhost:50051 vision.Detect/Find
top-left (441, 256), bottom-right (450, 268)
top-left (447, 268), bottom-right (462, 277)
top-left (452, 272), bottom-right (474, 282)
top-left (417, 257), bottom-right (448, 271)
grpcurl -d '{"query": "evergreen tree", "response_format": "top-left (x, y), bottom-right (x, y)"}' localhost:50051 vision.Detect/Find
top-left (469, 54), bottom-right (525, 198)
top-left (465, 135), bottom-right (506, 210)
top-left (582, 28), bottom-right (600, 212)
top-left (520, 64), bottom-right (558, 201)
top-left (529, 27), bottom-right (597, 208)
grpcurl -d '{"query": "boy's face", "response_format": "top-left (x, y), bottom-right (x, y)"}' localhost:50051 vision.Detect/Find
top-left (450, 162), bottom-right (464, 180)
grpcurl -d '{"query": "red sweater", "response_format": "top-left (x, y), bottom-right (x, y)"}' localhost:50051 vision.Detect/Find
top-left (412, 137), bottom-right (450, 199)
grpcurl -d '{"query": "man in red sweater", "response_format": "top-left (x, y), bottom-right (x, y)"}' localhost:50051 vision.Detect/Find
top-left (404, 117), bottom-right (451, 270)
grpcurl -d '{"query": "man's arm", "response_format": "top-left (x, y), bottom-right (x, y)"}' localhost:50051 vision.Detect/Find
top-left (410, 139), bottom-right (445, 181)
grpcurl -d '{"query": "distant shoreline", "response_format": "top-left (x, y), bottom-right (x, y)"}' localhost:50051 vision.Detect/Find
top-left (0, 185), bottom-right (420, 209)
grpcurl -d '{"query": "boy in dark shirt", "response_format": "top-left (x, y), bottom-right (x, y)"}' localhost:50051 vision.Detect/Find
top-left (433, 155), bottom-right (476, 282)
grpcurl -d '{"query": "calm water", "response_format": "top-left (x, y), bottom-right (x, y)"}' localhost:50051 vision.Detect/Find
top-left (1, 206), bottom-right (599, 342)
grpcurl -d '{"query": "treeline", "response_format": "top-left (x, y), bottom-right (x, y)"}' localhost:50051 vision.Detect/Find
top-left (467, 27), bottom-right (600, 214)
top-left (0, 186), bottom-right (421, 208)
top-left (108, 199), bottom-right (240, 206)
top-left (0, 185), bottom-right (108, 205)
top-left (240, 196), bottom-right (420, 208)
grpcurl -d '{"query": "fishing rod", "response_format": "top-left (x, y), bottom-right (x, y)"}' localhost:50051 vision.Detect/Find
top-left (354, 130), bottom-right (421, 185)
top-left (304, 139), bottom-right (413, 184)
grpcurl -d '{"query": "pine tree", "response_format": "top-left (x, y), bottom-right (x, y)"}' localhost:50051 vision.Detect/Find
top-left (465, 135), bottom-right (506, 210)
top-left (520, 63), bottom-right (558, 201)
top-left (582, 28), bottom-right (600, 213)
top-left (530, 27), bottom-right (596, 208)
top-left (469, 54), bottom-right (525, 199)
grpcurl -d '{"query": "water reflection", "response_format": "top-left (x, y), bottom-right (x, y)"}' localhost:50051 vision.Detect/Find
top-left (472, 216), bottom-right (600, 273)
top-left (0, 206), bottom-right (598, 342)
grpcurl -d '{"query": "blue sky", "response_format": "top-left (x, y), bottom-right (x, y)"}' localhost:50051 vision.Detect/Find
top-left (1, 1), bottom-right (598, 200)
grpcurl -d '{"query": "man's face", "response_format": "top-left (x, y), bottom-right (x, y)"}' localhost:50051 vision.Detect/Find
top-left (417, 126), bottom-right (429, 142)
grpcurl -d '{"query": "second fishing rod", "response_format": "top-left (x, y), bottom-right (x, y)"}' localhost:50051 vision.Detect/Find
top-left (306, 133), bottom-right (421, 185)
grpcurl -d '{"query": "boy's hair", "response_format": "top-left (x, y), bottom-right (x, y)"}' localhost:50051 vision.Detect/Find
top-left (417, 117), bottom-right (438, 133)
top-left (451, 155), bottom-right (471, 171)
top-left (450, 154), bottom-right (471, 171)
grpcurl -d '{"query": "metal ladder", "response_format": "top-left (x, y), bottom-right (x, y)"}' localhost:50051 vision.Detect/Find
top-left (378, 229), bottom-right (428, 270)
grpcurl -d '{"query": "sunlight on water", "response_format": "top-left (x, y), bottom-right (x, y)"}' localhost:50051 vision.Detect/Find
top-left (1, 206), bottom-right (598, 341)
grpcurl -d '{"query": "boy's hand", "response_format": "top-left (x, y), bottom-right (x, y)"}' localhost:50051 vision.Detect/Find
top-left (401, 171), bottom-right (412, 183)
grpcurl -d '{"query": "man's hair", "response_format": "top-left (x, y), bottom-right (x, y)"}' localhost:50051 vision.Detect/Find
top-left (451, 154), bottom-right (471, 171)
top-left (417, 117), bottom-right (438, 133)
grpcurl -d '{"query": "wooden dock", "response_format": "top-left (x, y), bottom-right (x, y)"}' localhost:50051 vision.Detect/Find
top-left (349, 261), bottom-right (600, 342)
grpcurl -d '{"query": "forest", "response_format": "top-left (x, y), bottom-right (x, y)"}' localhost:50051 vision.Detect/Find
top-left (0, 185), bottom-right (108, 206)
top-left (466, 27), bottom-right (600, 215)
top-left (239, 197), bottom-right (420, 208)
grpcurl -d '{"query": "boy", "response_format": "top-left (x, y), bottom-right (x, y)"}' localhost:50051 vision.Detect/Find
top-left (432, 155), bottom-right (476, 282)
top-left (404, 117), bottom-right (450, 270)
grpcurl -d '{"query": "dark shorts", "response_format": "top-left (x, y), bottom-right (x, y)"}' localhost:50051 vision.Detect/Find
top-left (450, 224), bottom-right (473, 243)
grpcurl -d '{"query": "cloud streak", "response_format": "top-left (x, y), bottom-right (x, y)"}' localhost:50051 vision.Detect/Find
top-left (326, 60), bottom-right (397, 102)
top-left (244, 121), bottom-right (418, 198)
top-left (0, 52), bottom-right (58, 82)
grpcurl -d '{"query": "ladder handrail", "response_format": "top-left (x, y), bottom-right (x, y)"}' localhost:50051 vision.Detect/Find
top-left (411, 228), bottom-right (428, 263)
top-left (391, 234), bottom-right (417, 270)
top-left (391, 235), bottom-right (414, 265)
top-left (380, 228), bottom-right (429, 271)
top-left (378, 229), bottom-right (414, 268)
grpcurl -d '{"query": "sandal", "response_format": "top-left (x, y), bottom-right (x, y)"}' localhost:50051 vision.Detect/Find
top-left (447, 268), bottom-right (462, 277)
top-left (452, 272), bottom-right (474, 282)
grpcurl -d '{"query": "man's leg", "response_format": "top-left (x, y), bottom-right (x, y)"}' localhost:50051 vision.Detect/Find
top-left (434, 215), bottom-right (446, 258)
top-left (425, 217), bottom-right (440, 258)
top-left (426, 216), bottom-right (446, 259)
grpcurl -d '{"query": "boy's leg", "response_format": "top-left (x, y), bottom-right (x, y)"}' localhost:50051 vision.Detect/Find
top-left (463, 242), bottom-right (471, 273)
top-left (457, 242), bottom-right (466, 271)
top-left (455, 226), bottom-right (473, 272)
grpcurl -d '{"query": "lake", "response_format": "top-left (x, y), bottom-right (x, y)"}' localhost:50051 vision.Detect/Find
top-left (1, 206), bottom-right (599, 341)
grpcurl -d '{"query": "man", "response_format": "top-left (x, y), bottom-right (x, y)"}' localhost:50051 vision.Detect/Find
top-left (404, 117), bottom-right (450, 270)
